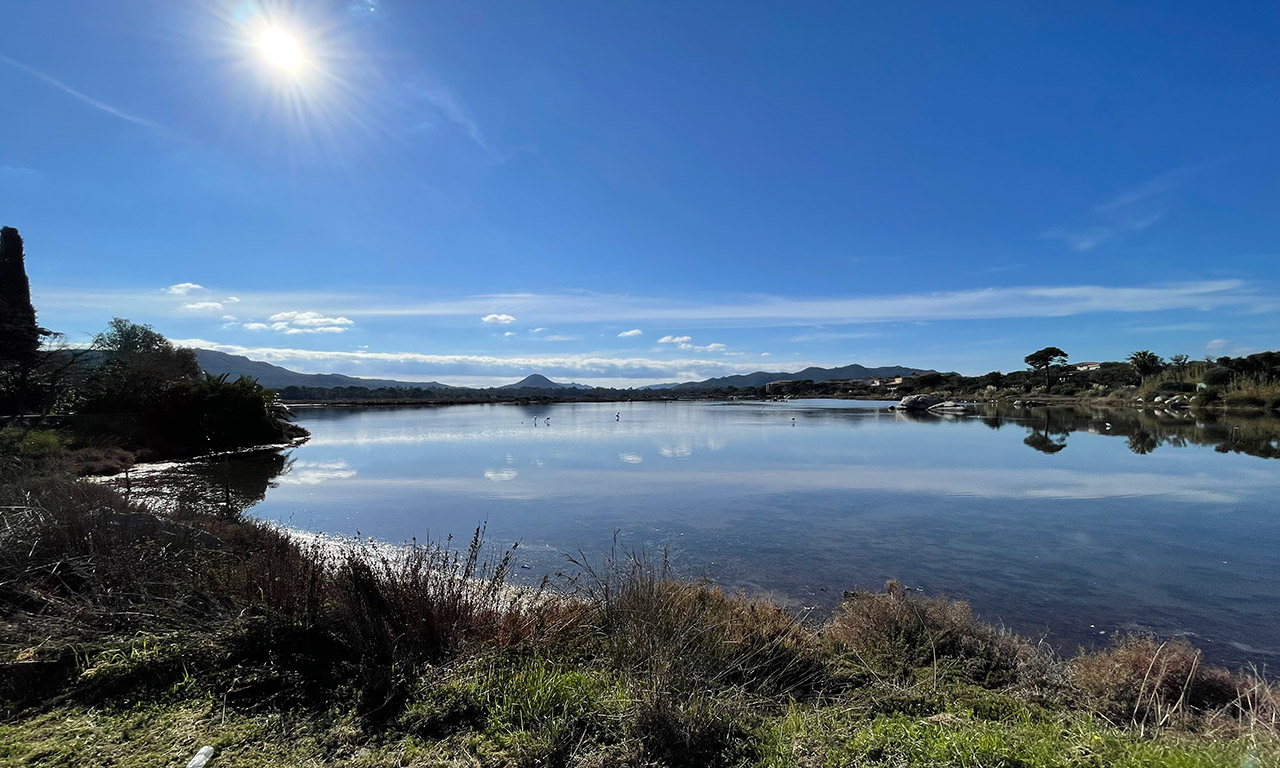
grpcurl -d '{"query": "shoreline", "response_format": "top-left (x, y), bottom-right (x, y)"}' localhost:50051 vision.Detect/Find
top-left (2, 473), bottom-right (1276, 765)
top-left (279, 392), bottom-right (1279, 415)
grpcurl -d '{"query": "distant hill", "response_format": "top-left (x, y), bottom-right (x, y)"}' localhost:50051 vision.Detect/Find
top-left (499, 374), bottom-right (593, 390)
top-left (194, 349), bottom-right (925, 395)
top-left (194, 349), bottom-right (454, 391)
top-left (672, 363), bottom-right (932, 391)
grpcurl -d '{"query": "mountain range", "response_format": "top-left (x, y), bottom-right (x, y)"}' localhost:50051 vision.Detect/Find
top-left (194, 349), bottom-right (930, 393)
top-left (669, 363), bottom-right (932, 390)
top-left (194, 350), bottom-right (455, 391)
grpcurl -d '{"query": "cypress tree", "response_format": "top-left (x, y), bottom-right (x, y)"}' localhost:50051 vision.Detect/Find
top-left (0, 226), bottom-right (41, 367)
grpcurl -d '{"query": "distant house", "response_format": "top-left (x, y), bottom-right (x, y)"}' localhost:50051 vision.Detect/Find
top-left (1074, 362), bottom-right (1102, 372)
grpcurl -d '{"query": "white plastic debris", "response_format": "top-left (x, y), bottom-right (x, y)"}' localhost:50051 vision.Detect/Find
top-left (187, 746), bottom-right (216, 768)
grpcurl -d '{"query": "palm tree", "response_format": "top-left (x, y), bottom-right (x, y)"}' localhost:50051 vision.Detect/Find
top-left (1128, 350), bottom-right (1165, 382)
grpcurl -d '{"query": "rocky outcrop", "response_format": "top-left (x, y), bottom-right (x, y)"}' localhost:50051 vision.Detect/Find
top-left (898, 394), bottom-right (944, 410)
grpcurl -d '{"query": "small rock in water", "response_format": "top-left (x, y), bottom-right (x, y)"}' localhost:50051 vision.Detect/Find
top-left (520, 564), bottom-right (532, 569)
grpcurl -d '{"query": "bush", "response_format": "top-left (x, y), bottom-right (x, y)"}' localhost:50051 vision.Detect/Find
top-left (1069, 634), bottom-right (1239, 728)
top-left (1157, 381), bottom-right (1197, 393)
top-left (1202, 367), bottom-right (1234, 386)
top-left (572, 551), bottom-right (824, 700)
top-left (823, 581), bottom-right (1031, 688)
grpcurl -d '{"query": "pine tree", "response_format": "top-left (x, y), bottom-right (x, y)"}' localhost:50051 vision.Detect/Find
top-left (0, 226), bottom-right (42, 367)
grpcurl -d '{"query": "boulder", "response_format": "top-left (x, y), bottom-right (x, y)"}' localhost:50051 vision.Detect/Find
top-left (898, 394), bottom-right (944, 410)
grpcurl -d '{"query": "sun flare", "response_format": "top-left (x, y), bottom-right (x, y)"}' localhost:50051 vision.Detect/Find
top-left (258, 27), bottom-right (303, 71)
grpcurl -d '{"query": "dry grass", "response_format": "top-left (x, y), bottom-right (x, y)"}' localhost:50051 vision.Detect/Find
top-left (823, 580), bottom-right (1034, 690)
top-left (1069, 634), bottom-right (1275, 736)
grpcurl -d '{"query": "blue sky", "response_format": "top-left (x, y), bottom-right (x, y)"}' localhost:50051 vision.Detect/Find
top-left (2, 1), bottom-right (1276, 386)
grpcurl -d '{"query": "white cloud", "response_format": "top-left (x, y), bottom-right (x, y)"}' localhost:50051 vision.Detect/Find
top-left (181, 301), bottom-right (223, 311)
top-left (244, 314), bottom-right (350, 334)
top-left (1205, 338), bottom-right (1228, 351)
top-left (224, 296), bottom-right (240, 304)
top-left (529, 327), bottom-right (546, 333)
top-left (167, 282), bottom-right (204, 295)
top-left (482, 313), bottom-right (516, 324)
top-left (663, 335), bottom-right (727, 352)
top-left (761, 352), bottom-right (772, 357)
top-left (618, 329), bottom-right (643, 338)
top-left (269, 310), bottom-right (354, 327)
top-left (221, 315), bottom-right (237, 321)
top-left (503, 331), bottom-right (517, 337)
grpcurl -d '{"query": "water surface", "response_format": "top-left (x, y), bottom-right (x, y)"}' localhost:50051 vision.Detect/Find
top-left (120, 400), bottom-right (1280, 667)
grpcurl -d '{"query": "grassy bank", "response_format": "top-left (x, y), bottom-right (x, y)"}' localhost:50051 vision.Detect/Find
top-left (2, 470), bottom-right (1278, 766)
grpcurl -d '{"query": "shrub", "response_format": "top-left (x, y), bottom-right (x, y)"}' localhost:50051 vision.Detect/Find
top-left (571, 551), bottom-right (824, 700)
top-left (1069, 634), bottom-right (1238, 728)
top-left (1203, 367), bottom-right (1234, 386)
top-left (16, 429), bottom-right (66, 458)
top-left (68, 446), bottom-right (135, 475)
top-left (823, 581), bottom-right (1031, 688)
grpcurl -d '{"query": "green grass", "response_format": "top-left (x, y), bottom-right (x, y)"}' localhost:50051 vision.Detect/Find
top-left (5, 683), bottom-right (1277, 767)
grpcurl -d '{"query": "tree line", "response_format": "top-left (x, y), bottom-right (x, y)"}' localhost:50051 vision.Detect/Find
top-left (1, 227), bottom-right (302, 461)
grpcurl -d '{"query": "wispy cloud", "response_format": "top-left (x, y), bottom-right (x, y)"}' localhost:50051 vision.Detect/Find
top-left (0, 53), bottom-right (162, 131)
top-left (0, 164), bottom-right (42, 182)
top-left (617, 329), bottom-right (643, 338)
top-left (166, 283), bottom-right (205, 296)
top-left (790, 329), bottom-right (879, 343)
top-left (36, 280), bottom-right (1273, 328)
top-left (1044, 165), bottom-right (1195, 252)
top-left (406, 82), bottom-right (486, 149)
top-left (657, 335), bottom-right (692, 344)
top-left (1128, 322), bottom-right (1210, 333)
top-left (1042, 226), bottom-right (1114, 252)
top-left (181, 301), bottom-right (223, 311)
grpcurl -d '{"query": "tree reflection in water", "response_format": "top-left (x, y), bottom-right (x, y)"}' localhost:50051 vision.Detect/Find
top-left (104, 448), bottom-right (294, 517)
top-left (984, 404), bottom-right (1280, 459)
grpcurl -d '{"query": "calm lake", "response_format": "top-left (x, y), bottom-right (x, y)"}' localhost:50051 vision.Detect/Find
top-left (119, 400), bottom-right (1280, 668)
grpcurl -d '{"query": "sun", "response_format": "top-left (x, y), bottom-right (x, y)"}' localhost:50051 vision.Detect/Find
top-left (258, 27), bottom-right (304, 71)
